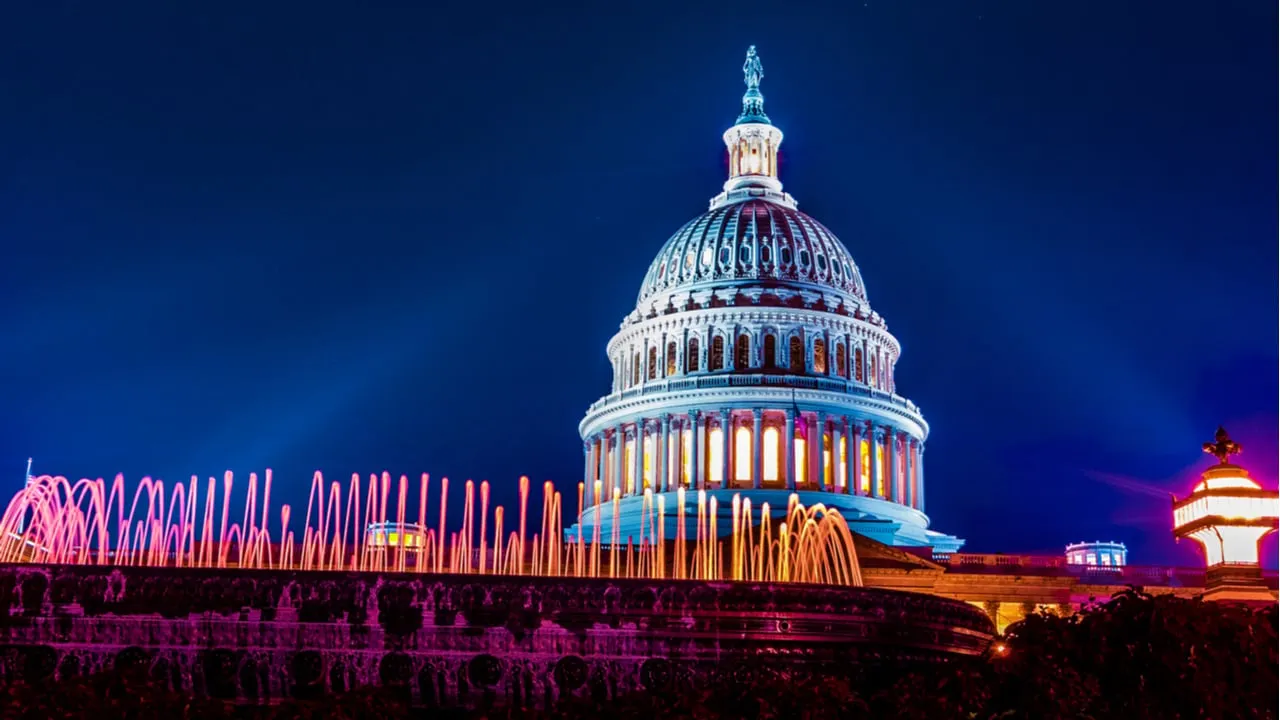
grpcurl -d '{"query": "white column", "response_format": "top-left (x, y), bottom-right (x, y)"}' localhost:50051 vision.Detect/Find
top-left (816, 412), bottom-right (827, 492)
top-left (844, 418), bottom-right (855, 494)
top-left (851, 421), bottom-right (864, 495)
top-left (917, 443), bottom-right (926, 512)
top-left (719, 408), bottom-right (731, 488)
top-left (582, 440), bottom-right (592, 504)
top-left (784, 409), bottom-right (796, 491)
top-left (690, 412), bottom-right (702, 490)
top-left (751, 409), bottom-right (763, 490)
top-left (871, 427), bottom-right (884, 499)
top-left (613, 425), bottom-right (625, 499)
top-left (905, 438), bottom-right (917, 509)
top-left (632, 421), bottom-right (644, 496)
top-left (657, 415), bottom-right (670, 493)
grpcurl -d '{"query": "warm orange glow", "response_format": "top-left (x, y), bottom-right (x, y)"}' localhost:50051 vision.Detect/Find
top-left (763, 426), bottom-right (780, 483)
top-left (859, 439), bottom-right (870, 493)
top-left (794, 437), bottom-right (806, 485)
top-left (708, 428), bottom-right (724, 484)
top-left (682, 428), bottom-right (692, 487)
top-left (734, 426), bottom-right (752, 483)
top-left (838, 436), bottom-right (848, 490)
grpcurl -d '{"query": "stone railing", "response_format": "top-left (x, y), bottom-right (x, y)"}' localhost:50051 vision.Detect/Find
top-left (929, 553), bottom-right (1261, 589)
top-left (587, 374), bottom-right (919, 415)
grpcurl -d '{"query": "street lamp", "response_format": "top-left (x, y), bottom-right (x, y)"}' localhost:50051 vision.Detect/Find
top-left (1173, 427), bottom-right (1278, 602)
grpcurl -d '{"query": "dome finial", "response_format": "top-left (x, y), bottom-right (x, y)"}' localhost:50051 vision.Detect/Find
top-left (738, 45), bottom-right (770, 125)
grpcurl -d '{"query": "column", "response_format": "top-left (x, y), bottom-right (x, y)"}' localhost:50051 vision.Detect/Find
top-left (632, 421), bottom-right (645, 496)
top-left (595, 434), bottom-right (606, 503)
top-left (896, 430), bottom-right (906, 499)
top-left (657, 415), bottom-right (670, 494)
top-left (871, 427), bottom-right (884, 499)
top-left (751, 409), bottom-right (763, 489)
top-left (783, 409), bottom-right (796, 491)
top-left (905, 438), bottom-right (916, 508)
top-left (719, 409), bottom-right (731, 488)
top-left (613, 425), bottom-right (625, 500)
top-left (583, 440), bottom-right (593, 505)
top-left (917, 443), bottom-right (926, 512)
top-left (815, 412), bottom-right (827, 492)
top-left (690, 412), bottom-right (703, 490)
top-left (844, 418), bottom-right (856, 495)
top-left (806, 414), bottom-right (819, 489)
top-left (851, 421), bottom-right (864, 495)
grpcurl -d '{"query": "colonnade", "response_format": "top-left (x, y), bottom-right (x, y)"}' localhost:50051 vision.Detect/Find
top-left (582, 409), bottom-right (924, 511)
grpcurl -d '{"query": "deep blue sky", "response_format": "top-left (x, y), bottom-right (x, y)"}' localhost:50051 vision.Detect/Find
top-left (2, 1), bottom-right (1275, 566)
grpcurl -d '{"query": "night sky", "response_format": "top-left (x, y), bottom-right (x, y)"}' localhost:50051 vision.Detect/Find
top-left (2, 1), bottom-right (1275, 566)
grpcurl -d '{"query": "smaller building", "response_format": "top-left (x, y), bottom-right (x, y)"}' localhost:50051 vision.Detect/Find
top-left (365, 521), bottom-right (428, 548)
top-left (1066, 541), bottom-right (1127, 569)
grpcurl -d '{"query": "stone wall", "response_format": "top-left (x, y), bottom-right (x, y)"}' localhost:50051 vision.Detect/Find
top-left (0, 564), bottom-right (993, 708)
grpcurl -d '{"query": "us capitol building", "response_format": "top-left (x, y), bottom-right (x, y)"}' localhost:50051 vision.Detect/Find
top-left (574, 47), bottom-right (962, 554)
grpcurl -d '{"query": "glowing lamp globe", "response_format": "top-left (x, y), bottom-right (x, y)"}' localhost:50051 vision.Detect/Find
top-left (1172, 428), bottom-right (1279, 570)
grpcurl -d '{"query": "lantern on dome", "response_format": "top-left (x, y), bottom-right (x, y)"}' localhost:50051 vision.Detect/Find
top-left (1172, 427), bottom-right (1279, 602)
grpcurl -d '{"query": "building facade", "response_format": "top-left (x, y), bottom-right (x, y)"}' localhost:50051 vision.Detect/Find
top-left (575, 47), bottom-right (961, 553)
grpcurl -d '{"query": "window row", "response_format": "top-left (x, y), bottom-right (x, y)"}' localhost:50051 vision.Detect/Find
top-left (613, 332), bottom-right (894, 393)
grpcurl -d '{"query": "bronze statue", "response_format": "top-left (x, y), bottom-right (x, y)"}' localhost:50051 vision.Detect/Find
top-left (744, 45), bottom-right (764, 91)
top-left (1202, 426), bottom-right (1242, 465)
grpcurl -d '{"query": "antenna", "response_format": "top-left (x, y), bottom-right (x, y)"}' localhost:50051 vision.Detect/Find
top-left (25, 458), bottom-right (32, 487)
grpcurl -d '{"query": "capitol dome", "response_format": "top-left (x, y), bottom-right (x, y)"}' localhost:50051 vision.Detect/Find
top-left (636, 199), bottom-right (868, 311)
top-left (572, 47), bottom-right (963, 553)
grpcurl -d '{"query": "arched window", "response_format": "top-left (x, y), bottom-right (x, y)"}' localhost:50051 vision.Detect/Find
top-left (710, 336), bottom-right (725, 371)
top-left (686, 337), bottom-right (700, 373)
top-left (632, 352), bottom-right (640, 387)
top-left (854, 348), bottom-right (864, 383)
top-left (734, 334), bottom-right (750, 370)
top-left (763, 333), bottom-right (777, 369)
top-left (814, 338), bottom-right (827, 375)
top-left (666, 342), bottom-right (677, 376)
top-left (648, 347), bottom-right (658, 380)
top-left (869, 352), bottom-right (878, 389)
top-left (763, 426), bottom-right (780, 483)
top-left (835, 343), bottom-right (847, 378)
top-left (734, 426), bottom-right (752, 484)
top-left (789, 335), bottom-right (804, 373)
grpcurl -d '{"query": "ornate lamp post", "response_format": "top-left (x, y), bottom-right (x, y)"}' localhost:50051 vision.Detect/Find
top-left (1172, 427), bottom-right (1279, 602)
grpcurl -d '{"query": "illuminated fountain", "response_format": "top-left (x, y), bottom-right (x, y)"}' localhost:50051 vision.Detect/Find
top-left (1173, 427), bottom-right (1279, 603)
top-left (1, 471), bottom-right (863, 586)
top-left (0, 469), bottom-right (992, 706)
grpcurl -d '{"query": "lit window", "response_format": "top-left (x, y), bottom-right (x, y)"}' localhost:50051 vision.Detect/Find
top-left (763, 427), bottom-right (780, 483)
top-left (625, 439), bottom-right (636, 495)
top-left (854, 348), bottom-right (864, 383)
top-left (838, 436), bottom-right (847, 489)
top-left (700, 246), bottom-right (713, 268)
top-left (686, 338), bottom-right (700, 373)
top-left (632, 353), bottom-right (640, 386)
top-left (835, 344), bottom-right (847, 377)
top-left (735, 335), bottom-right (750, 369)
top-left (682, 428), bottom-right (692, 487)
top-left (643, 434), bottom-right (655, 490)
top-left (648, 347), bottom-right (657, 380)
top-left (789, 335), bottom-right (804, 373)
top-left (711, 336), bottom-right (725, 370)
top-left (1086, 553), bottom-right (1097, 565)
top-left (814, 339), bottom-right (827, 374)
top-left (1101, 554), bottom-right (1111, 566)
top-left (734, 426), bottom-right (751, 483)
top-left (708, 427), bottom-right (724, 485)
top-left (859, 439), bottom-right (871, 493)
top-left (794, 437), bottom-right (806, 486)
top-left (666, 342), bottom-right (677, 376)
